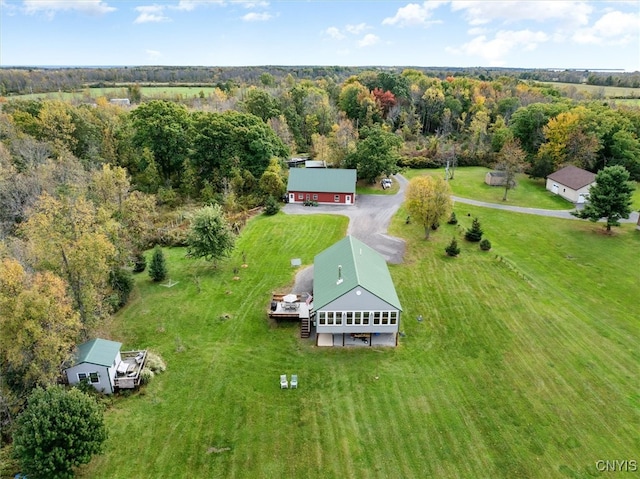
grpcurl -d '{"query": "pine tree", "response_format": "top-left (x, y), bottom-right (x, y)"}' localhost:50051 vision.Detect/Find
top-left (445, 238), bottom-right (461, 257)
top-left (465, 217), bottom-right (483, 242)
top-left (149, 246), bottom-right (167, 282)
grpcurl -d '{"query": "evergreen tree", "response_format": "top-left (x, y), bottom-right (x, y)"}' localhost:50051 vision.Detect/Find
top-left (149, 246), bottom-right (167, 282)
top-left (445, 238), bottom-right (461, 257)
top-left (465, 217), bottom-right (483, 242)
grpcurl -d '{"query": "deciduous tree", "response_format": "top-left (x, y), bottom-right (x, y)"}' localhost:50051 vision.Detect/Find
top-left (186, 204), bottom-right (235, 263)
top-left (405, 176), bottom-right (453, 239)
top-left (12, 386), bottom-right (107, 479)
top-left (494, 138), bottom-right (527, 201)
top-left (345, 125), bottom-right (402, 184)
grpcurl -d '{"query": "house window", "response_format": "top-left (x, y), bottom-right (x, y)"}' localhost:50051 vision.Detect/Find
top-left (334, 195), bottom-right (340, 202)
top-left (78, 373), bottom-right (87, 382)
top-left (298, 193), bottom-right (303, 199)
top-left (346, 312), bottom-right (353, 325)
top-left (354, 312), bottom-right (361, 325)
top-left (362, 312), bottom-right (369, 325)
top-left (373, 312), bottom-right (381, 325)
top-left (336, 312), bottom-right (343, 325)
top-left (313, 194), bottom-right (318, 200)
top-left (326, 311), bottom-right (334, 325)
top-left (318, 312), bottom-right (326, 325)
top-left (390, 311), bottom-right (398, 325)
top-left (382, 312), bottom-right (389, 325)
top-left (89, 372), bottom-right (99, 383)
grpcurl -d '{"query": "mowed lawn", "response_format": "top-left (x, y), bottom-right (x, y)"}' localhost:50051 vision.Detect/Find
top-left (79, 206), bottom-right (639, 479)
top-left (403, 167), bottom-right (574, 209)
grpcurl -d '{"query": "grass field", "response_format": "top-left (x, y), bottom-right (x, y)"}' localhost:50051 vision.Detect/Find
top-left (12, 86), bottom-right (224, 102)
top-left (402, 167), bottom-right (575, 210)
top-left (73, 194), bottom-right (640, 478)
top-left (543, 82), bottom-right (640, 99)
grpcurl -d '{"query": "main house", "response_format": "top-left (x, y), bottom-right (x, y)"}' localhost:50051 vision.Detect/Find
top-left (287, 168), bottom-right (357, 205)
top-left (313, 235), bottom-right (402, 347)
top-left (546, 165), bottom-right (596, 204)
top-left (65, 338), bottom-right (147, 394)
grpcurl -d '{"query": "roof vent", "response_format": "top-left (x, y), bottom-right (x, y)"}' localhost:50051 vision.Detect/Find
top-left (336, 265), bottom-right (343, 285)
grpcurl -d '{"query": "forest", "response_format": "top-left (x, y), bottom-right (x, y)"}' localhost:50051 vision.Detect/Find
top-left (1, 66), bottom-right (640, 457)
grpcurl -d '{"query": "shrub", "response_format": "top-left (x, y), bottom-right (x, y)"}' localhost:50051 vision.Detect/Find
top-left (108, 267), bottom-right (134, 309)
top-left (139, 368), bottom-right (154, 386)
top-left (465, 217), bottom-right (483, 242)
top-left (148, 246), bottom-right (167, 282)
top-left (145, 351), bottom-right (167, 373)
top-left (480, 239), bottom-right (492, 251)
top-left (447, 212), bottom-right (458, 225)
top-left (133, 252), bottom-right (147, 273)
top-left (445, 238), bottom-right (461, 257)
top-left (263, 195), bottom-right (280, 216)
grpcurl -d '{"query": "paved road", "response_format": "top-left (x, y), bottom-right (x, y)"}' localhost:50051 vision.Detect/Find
top-left (453, 196), bottom-right (640, 224)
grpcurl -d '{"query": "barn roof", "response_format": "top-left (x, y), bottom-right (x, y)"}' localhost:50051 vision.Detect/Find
top-left (547, 165), bottom-right (596, 190)
top-left (74, 338), bottom-right (122, 367)
top-left (287, 168), bottom-right (356, 194)
top-left (313, 235), bottom-right (402, 311)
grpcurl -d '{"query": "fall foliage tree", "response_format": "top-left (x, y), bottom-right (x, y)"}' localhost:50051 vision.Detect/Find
top-left (494, 138), bottom-right (528, 201)
top-left (405, 176), bottom-right (453, 239)
top-left (0, 259), bottom-right (81, 395)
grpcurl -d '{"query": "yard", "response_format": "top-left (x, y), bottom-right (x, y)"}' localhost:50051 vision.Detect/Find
top-left (76, 203), bottom-right (639, 478)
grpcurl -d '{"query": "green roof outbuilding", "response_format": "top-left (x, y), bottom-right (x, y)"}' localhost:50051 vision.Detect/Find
top-left (287, 168), bottom-right (356, 194)
top-left (75, 338), bottom-right (122, 367)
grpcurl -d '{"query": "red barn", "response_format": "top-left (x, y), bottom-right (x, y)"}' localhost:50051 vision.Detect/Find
top-left (287, 168), bottom-right (357, 205)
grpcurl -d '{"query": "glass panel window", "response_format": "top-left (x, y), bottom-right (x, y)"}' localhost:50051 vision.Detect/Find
top-left (334, 195), bottom-right (340, 202)
top-left (319, 312), bottom-right (326, 325)
top-left (390, 311), bottom-right (398, 324)
top-left (373, 312), bottom-right (381, 325)
top-left (346, 312), bottom-right (353, 325)
top-left (313, 194), bottom-right (318, 200)
top-left (354, 312), bottom-right (361, 325)
top-left (382, 312), bottom-right (389, 325)
top-left (89, 372), bottom-right (99, 383)
top-left (327, 312), bottom-right (334, 325)
top-left (336, 312), bottom-right (343, 325)
top-left (361, 312), bottom-right (369, 325)
top-left (298, 193), bottom-right (303, 199)
top-left (78, 373), bottom-right (87, 381)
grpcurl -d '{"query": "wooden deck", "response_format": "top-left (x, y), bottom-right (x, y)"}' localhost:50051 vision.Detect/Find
top-left (114, 350), bottom-right (147, 389)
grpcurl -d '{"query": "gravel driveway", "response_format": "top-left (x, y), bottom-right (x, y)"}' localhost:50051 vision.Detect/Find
top-left (283, 174), bottom-right (409, 265)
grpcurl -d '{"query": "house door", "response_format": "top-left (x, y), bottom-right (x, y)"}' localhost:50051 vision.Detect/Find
top-left (345, 195), bottom-right (351, 204)
top-left (577, 193), bottom-right (585, 204)
top-left (289, 193), bottom-right (295, 203)
top-left (552, 184), bottom-right (559, 194)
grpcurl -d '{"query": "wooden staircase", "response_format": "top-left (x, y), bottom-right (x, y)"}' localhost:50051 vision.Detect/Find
top-left (300, 317), bottom-right (310, 338)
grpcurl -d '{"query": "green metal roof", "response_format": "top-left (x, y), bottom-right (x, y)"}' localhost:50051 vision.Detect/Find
top-left (313, 235), bottom-right (402, 310)
top-left (75, 338), bottom-right (122, 367)
top-left (287, 168), bottom-right (356, 194)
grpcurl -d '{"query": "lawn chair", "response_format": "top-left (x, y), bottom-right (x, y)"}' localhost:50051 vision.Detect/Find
top-left (290, 374), bottom-right (298, 389)
top-left (280, 374), bottom-right (288, 389)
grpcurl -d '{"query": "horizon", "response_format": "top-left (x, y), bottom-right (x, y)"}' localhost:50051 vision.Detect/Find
top-left (1, 1), bottom-right (639, 72)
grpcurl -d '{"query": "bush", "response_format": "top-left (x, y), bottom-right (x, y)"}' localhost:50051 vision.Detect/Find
top-left (445, 238), bottom-right (461, 257)
top-left (148, 246), bottom-right (167, 282)
top-left (133, 252), bottom-right (147, 273)
top-left (263, 195), bottom-right (280, 216)
top-left (447, 212), bottom-right (458, 225)
top-left (480, 239), bottom-right (492, 251)
top-left (145, 351), bottom-right (167, 373)
top-left (108, 267), bottom-right (134, 309)
top-left (465, 217), bottom-right (483, 242)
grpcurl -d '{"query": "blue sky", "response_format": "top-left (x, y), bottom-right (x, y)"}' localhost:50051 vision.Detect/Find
top-left (1, 1), bottom-right (639, 70)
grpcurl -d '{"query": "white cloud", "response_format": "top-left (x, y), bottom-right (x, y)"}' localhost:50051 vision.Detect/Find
top-left (134, 5), bottom-right (171, 24)
top-left (325, 27), bottom-right (345, 40)
top-left (382, 1), bottom-right (445, 27)
top-left (175, 0), bottom-right (225, 11)
top-left (572, 10), bottom-right (640, 45)
top-left (232, 0), bottom-right (270, 7)
top-left (447, 29), bottom-right (549, 66)
top-left (450, 1), bottom-right (592, 27)
top-left (345, 23), bottom-right (369, 35)
top-left (358, 34), bottom-right (380, 47)
top-left (242, 11), bottom-right (272, 21)
top-left (145, 49), bottom-right (162, 60)
top-left (23, 0), bottom-right (116, 16)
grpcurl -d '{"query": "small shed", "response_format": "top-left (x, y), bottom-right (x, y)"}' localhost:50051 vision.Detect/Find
top-left (485, 171), bottom-right (508, 186)
top-left (287, 168), bottom-right (357, 205)
top-left (65, 338), bottom-right (122, 394)
top-left (546, 165), bottom-right (596, 203)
